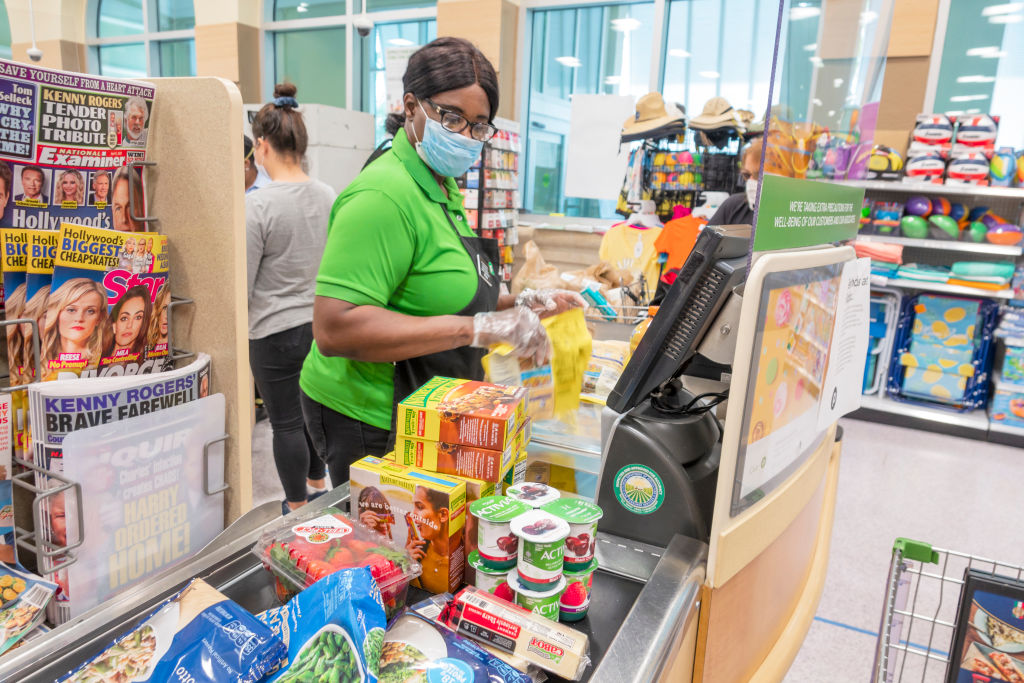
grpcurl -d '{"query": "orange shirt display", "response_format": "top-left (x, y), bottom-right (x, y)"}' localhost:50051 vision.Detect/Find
top-left (654, 215), bottom-right (707, 271)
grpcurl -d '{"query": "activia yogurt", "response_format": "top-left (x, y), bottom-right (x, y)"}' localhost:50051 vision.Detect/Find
top-left (541, 498), bottom-right (603, 567)
top-left (510, 508), bottom-right (570, 590)
top-left (467, 550), bottom-right (513, 598)
top-left (559, 559), bottom-right (597, 622)
top-left (469, 495), bottom-right (531, 569)
top-left (508, 568), bottom-right (564, 621)
top-left (505, 482), bottom-right (561, 508)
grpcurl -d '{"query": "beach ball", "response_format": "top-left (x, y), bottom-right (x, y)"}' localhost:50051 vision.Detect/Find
top-left (990, 148), bottom-right (1016, 186)
top-left (949, 202), bottom-right (968, 223)
top-left (929, 214), bottom-right (960, 240)
top-left (932, 197), bottom-right (952, 216)
top-left (900, 215), bottom-right (928, 239)
top-left (987, 224), bottom-right (1023, 246)
top-left (906, 196), bottom-right (932, 217)
top-left (967, 221), bottom-right (988, 243)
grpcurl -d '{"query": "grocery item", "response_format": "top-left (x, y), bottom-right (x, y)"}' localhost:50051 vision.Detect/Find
top-left (261, 568), bottom-right (386, 683)
top-left (397, 377), bottom-right (527, 450)
top-left (434, 586), bottom-right (591, 680)
top-left (580, 339), bottom-right (631, 405)
top-left (380, 609), bottom-right (533, 683)
top-left (466, 550), bottom-right (514, 598)
top-left (0, 566), bottom-right (55, 655)
top-left (61, 578), bottom-right (286, 683)
top-left (560, 560), bottom-right (598, 622)
top-left (541, 498), bottom-right (603, 567)
top-left (630, 306), bottom-right (659, 354)
top-left (393, 422), bottom-right (525, 482)
top-left (349, 457), bottom-right (466, 594)
top-left (508, 568), bottom-right (564, 621)
top-left (470, 495), bottom-right (531, 570)
top-left (502, 449), bottom-right (528, 495)
top-left (0, 564), bottom-right (32, 606)
top-left (511, 509), bottom-right (570, 590)
top-left (447, 475), bottom-right (496, 564)
top-left (254, 506), bottom-right (421, 616)
top-left (505, 482), bottom-right (560, 508)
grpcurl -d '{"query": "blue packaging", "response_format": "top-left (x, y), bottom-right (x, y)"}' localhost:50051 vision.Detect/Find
top-left (262, 567), bottom-right (387, 683)
top-left (380, 608), bottom-right (533, 683)
top-left (61, 578), bottom-right (286, 682)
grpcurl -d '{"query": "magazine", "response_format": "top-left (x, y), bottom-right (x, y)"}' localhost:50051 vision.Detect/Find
top-left (0, 59), bottom-right (154, 235)
top-left (45, 222), bottom-right (169, 379)
top-left (0, 394), bottom-right (12, 565)
top-left (1, 228), bottom-right (29, 459)
top-left (20, 230), bottom-right (57, 449)
top-left (27, 352), bottom-right (211, 623)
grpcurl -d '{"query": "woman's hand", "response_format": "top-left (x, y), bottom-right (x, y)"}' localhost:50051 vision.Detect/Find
top-left (516, 288), bottom-right (587, 319)
top-left (471, 307), bottom-right (551, 365)
top-left (359, 510), bottom-right (381, 528)
top-left (405, 537), bottom-right (427, 561)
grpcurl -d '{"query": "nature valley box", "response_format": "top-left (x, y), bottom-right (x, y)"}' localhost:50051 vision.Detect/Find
top-left (394, 421), bottom-right (526, 483)
top-left (444, 473), bottom-right (497, 573)
top-left (349, 456), bottom-right (466, 594)
top-left (397, 377), bottom-right (527, 450)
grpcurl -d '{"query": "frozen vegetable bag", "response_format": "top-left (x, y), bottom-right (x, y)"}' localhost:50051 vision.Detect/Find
top-left (60, 578), bottom-right (286, 682)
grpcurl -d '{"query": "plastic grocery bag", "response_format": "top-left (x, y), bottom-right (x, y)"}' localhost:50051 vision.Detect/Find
top-left (511, 241), bottom-right (563, 295)
top-left (61, 578), bottom-right (286, 683)
top-left (261, 567), bottom-right (387, 683)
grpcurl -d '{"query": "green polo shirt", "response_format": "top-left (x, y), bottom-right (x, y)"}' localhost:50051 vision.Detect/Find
top-left (300, 128), bottom-right (480, 430)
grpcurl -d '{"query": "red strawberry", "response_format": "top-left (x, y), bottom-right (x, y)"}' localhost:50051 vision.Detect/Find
top-left (561, 581), bottom-right (588, 607)
top-left (365, 553), bottom-right (402, 582)
top-left (306, 560), bottom-right (334, 582)
top-left (492, 581), bottom-right (514, 602)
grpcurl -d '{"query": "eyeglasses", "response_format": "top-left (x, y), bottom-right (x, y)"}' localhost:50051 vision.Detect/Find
top-left (740, 169), bottom-right (760, 181)
top-left (423, 99), bottom-right (497, 142)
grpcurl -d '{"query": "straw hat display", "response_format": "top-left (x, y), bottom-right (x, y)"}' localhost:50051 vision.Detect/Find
top-left (688, 96), bottom-right (744, 132)
top-left (621, 92), bottom-right (686, 142)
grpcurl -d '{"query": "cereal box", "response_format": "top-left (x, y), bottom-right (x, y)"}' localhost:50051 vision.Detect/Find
top-left (394, 421), bottom-right (527, 483)
top-left (349, 456), bottom-right (467, 594)
top-left (397, 377), bottom-right (527, 450)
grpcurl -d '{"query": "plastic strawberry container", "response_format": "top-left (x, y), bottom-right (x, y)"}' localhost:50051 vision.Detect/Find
top-left (252, 506), bottom-right (421, 617)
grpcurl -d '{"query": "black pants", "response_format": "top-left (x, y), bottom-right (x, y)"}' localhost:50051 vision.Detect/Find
top-left (249, 323), bottom-right (325, 503)
top-left (300, 391), bottom-right (390, 487)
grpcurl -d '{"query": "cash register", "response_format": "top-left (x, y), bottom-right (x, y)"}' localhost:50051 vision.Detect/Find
top-left (595, 224), bottom-right (751, 547)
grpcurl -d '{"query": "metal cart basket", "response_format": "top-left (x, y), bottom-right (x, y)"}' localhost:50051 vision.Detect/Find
top-left (872, 538), bottom-right (1024, 683)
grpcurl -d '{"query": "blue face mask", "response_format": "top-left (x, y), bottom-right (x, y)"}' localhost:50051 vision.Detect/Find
top-left (413, 101), bottom-right (484, 177)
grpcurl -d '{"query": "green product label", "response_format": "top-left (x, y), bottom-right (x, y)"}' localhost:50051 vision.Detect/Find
top-left (752, 175), bottom-right (865, 251)
top-left (613, 464), bottom-right (665, 515)
top-left (518, 595), bottom-right (560, 621)
top-left (522, 540), bottom-right (564, 572)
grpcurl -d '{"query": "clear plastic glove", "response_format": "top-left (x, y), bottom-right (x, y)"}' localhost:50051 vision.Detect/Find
top-left (515, 288), bottom-right (587, 318)
top-left (472, 307), bottom-right (551, 365)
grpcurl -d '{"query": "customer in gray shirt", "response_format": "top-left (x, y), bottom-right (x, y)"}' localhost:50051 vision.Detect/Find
top-left (246, 82), bottom-right (337, 514)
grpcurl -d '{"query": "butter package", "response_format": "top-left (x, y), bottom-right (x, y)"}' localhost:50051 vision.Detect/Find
top-left (394, 421), bottom-right (526, 483)
top-left (397, 377), bottom-right (527, 450)
top-left (350, 456), bottom-right (467, 594)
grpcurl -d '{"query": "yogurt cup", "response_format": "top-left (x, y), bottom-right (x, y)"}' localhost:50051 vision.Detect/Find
top-left (470, 495), bottom-right (531, 569)
top-left (508, 568), bottom-right (564, 621)
top-left (559, 559), bottom-right (597, 622)
top-left (541, 498), bottom-right (604, 567)
top-left (510, 508), bottom-right (570, 590)
top-left (505, 482), bottom-right (561, 508)
top-left (467, 550), bottom-right (514, 598)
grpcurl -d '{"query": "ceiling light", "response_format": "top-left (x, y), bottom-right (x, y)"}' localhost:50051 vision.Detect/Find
top-left (296, 4), bottom-right (308, 11)
top-left (810, 56), bottom-right (824, 67)
top-left (699, 70), bottom-right (720, 78)
top-left (668, 48), bottom-right (690, 58)
top-left (982, 2), bottom-right (1024, 16)
top-left (966, 108), bottom-right (982, 113)
top-left (555, 56), bottom-right (581, 68)
top-left (790, 7), bottom-right (821, 20)
top-left (827, 110), bottom-right (836, 117)
top-left (833, 77), bottom-right (844, 87)
top-left (604, 76), bottom-right (621, 85)
top-left (966, 46), bottom-right (1005, 57)
top-left (990, 14), bottom-right (1024, 22)
top-left (813, 98), bottom-right (823, 106)
top-left (949, 94), bottom-right (990, 102)
top-left (957, 75), bottom-right (996, 83)
top-left (803, 43), bottom-right (817, 51)
top-left (388, 38), bottom-right (414, 46)
top-left (611, 17), bottom-right (642, 32)
top-left (860, 10), bottom-right (878, 23)
top-left (945, 110), bottom-right (965, 117)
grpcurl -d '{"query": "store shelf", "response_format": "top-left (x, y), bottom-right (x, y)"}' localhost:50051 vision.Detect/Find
top-left (856, 234), bottom-right (1023, 257)
top-left (870, 274), bottom-right (1016, 299)
top-left (837, 178), bottom-right (1024, 200)
top-left (851, 394), bottom-right (991, 440)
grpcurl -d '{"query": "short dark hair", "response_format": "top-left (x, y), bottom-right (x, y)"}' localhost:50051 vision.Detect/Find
top-left (388, 37), bottom-right (499, 132)
top-left (251, 82), bottom-right (308, 161)
top-left (243, 135), bottom-right (253, 160)
top-left (0, 160), bottom-right (11, 194)
top-left (21, 165), bottom-right (43, 179)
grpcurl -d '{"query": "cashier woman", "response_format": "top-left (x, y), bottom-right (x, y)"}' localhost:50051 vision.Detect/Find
top-left (300, 38), bottom-right (582, 486)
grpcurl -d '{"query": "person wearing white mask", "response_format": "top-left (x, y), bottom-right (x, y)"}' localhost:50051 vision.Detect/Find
top-left (708, 138), bottom-right (762, 228)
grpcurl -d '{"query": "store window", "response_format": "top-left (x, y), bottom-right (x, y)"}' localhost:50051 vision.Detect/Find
top-left (0, 0), bottom-right (10, 60)
top-left (275, 28), bottom-right (348, 108)
top-left (932, 0), bottom-right (1024, 149)
top-left (360, 19), bottom-right (437, 142)
top-left (89, 0), bottom-right (196, 77)
top-left (524, 2), bottom-right (656, 217)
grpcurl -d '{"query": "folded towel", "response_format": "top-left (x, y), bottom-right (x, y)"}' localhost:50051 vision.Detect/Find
top-left (855, 241), bottom-right (904, 264)
top-left (947, 278), bottom-right (1010, 291)
top-left (951, 261), bottom-right (1016, 279)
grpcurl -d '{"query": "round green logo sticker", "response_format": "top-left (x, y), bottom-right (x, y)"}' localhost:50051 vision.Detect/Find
top-left (613, 464), bottom-right (665, 515)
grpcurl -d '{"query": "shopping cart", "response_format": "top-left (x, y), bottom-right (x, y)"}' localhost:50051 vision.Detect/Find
top-left (872, 538), bottom-right (1024, 682)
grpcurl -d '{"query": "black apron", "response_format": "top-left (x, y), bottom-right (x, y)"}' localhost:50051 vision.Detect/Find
top-left (389, 205), bottom-right (501, 446)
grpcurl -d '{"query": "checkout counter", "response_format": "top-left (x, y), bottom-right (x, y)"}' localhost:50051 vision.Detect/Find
top-left (0, 228), bottom-right (852, 683)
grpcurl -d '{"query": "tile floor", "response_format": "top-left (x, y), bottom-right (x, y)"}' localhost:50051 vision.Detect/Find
top-left (250, 414), bottom-right (1024, 681)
